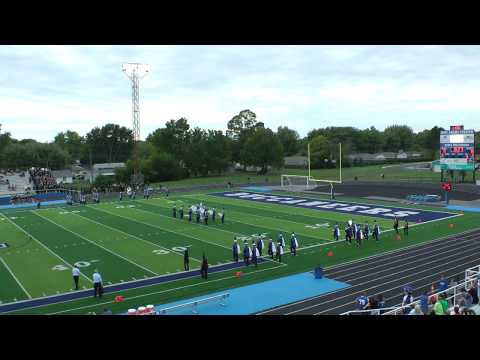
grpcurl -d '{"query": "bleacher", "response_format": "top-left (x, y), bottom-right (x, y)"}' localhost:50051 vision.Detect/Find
top-left (342, 264), bottom-right (480, 315)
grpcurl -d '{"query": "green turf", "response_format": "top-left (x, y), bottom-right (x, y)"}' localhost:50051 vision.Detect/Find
top-left (0, 189), bottom-right (478, 315)
top-left (154, 162), bottom-right (464, 189)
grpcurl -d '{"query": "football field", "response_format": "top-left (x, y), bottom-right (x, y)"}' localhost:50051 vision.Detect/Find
top-left (0, 189), bottom-right (476, 314)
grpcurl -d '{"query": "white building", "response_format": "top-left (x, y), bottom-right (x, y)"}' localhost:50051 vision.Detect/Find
top-left (92, 163), bottom-right (125, 180)
top-left (52, 170), bottom-right (73, 184)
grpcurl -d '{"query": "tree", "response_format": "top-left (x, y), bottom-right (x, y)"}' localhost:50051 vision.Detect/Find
top-left (84, 124), bottom-right (134, 164)
top-left (147, 152), bottom-right (183, 181)
top-left (226, 110), bottom-right (264, 168)
top-left (277, 126), bottom-right (300, 156)
top-left (226, 109), bottom-right (261, 139)
top-left (146, 118), bottom-right (190, 161)
top-left (354, 126), bottom-right (383, 153)
top-left (242, 128), bottom-right (283, 174)
top-left (309, 135), bottom-right (331, 168)
top-left (54, 130), bottom-right (85, 160)
top-left (415, 126), bottom-right (444, 159)
top-left (383, 125), bottom-right (415, 152)
top-left (2, 142), bottom-right (69, 170)
top-left (0, 124), bottom-right (13, 168)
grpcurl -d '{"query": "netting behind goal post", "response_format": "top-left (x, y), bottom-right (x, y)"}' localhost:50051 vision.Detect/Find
top-left (280, 175), bottom-right (335, 197)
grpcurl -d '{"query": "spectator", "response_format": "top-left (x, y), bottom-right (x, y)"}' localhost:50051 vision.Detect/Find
top-left (460, 288), bottom-right (473, 308)
top-left (355, 293), bottom-right (369, 313)
top-left (92, 269), bottom-right (103, 298)
top-left (428, 284), bottom-right (438, 305)
top-left (402, 290), bottom-right (413, 314)
top-left (376, 294), bottom-right (386, 312)
top-left (200, 255), bottom-right (208, 279)
top-left (447, 277), bottom-right (459, 303)
top-left (449, 305), bottom-right (461, 315)
top-left (365, 296), bottom-right (378, 314)
top-left (438, 275), bottom-right (449, 295)
top-left (439, 293), bottom-right (449, 314)
top-left (433, 297), bottom-right (445, 315)
top-left (408, 304), bottom-right (424, 315)
top-left (468, 283), bottom-right (479, 305)
top-left (419, 291), bottom-right (429, 315)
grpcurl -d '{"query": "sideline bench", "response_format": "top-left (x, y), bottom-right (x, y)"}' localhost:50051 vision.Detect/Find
top-left (158, 293), bottom-right (230, 315)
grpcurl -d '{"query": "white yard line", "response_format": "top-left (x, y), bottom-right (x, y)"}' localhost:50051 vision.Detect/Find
top-left (97, 205), bottom-right (287, 266)
top-left (32, 211), bottom-right (159, 276)
top-left (0, 256), bottom-right (32, 299)
top-left (94, 205), bottom-right (233, 253)
top-left (0, 212), bottom-right (92, 283)
top-left (142, 198), bottom-right (333, 242)
top-left (70, 210), bottom-right (201, 264)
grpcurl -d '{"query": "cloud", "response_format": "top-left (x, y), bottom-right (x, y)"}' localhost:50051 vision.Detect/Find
top-left (1, 45), bottom-right (480, 142)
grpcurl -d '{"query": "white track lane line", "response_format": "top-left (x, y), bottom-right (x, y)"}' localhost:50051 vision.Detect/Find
top-left (289, 245), bottom-right (480, 315)
top-left (315, 256), bottom-right (480, 315)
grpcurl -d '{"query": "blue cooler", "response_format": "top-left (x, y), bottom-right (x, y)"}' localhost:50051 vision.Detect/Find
top-left (314, 267), bottom-right (323, 279)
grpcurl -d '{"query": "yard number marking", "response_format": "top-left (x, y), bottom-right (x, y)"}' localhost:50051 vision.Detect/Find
top-left (305, 223), bottom-right (330, 229)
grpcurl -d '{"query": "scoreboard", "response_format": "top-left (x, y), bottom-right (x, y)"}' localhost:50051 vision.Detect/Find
top-left (440, 127), bottom-right (475, 171)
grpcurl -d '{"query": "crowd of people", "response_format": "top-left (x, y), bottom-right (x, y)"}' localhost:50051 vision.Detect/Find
top-left (29, 167), bottom-right (58, 190)
top-left (355, 274), bottom-right (480, 315)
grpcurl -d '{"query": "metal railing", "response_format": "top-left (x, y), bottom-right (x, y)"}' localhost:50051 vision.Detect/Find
top-left (341, 264), bottom-right (480, 316)
top-left (158, 293), bottom-right (230, 315)
top-left (341, 306), bottom-right (399, 315)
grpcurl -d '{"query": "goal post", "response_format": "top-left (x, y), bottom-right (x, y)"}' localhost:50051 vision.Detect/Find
top-left (280, 143), bottom-right (342, 197)
top-left (280, 175), bottom-right (337, 197)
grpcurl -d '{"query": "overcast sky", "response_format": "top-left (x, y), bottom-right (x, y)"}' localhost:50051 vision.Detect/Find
top-left (1, 45), bottom-right (479, 142)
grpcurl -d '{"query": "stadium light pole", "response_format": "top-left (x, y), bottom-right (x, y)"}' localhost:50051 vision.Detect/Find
top-left (122, 63), bottom-right (150, 186)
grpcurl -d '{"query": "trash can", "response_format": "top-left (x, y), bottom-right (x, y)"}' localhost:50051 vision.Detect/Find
top-left (314, 267), bottom-right (323, 279)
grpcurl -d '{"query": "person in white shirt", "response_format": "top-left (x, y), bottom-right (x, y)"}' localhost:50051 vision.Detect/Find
top-left (72, 265), bottom-right (81, 290)
top-left (92, 270), bottom-right (103, 298)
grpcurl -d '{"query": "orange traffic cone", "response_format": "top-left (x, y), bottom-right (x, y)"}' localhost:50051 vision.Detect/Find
top-left (395, 234), bottom-right (401, 241)
top-left (449, 223), bottom-right (455, 229)
top-left (235, 271), bottom-right (242, 278)
top-left (327, 251), bottom-right (334, 257)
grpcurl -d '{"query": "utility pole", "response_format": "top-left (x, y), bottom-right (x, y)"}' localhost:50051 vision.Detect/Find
top-left (122, 63), bottom-right (150, 186)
